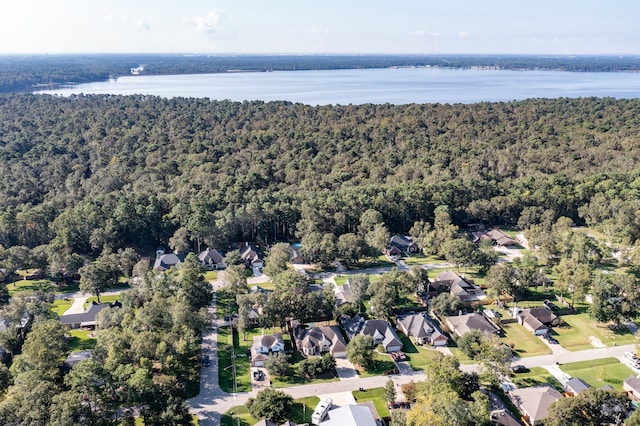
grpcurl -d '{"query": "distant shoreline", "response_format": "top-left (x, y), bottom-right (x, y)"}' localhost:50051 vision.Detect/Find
top-left (5, 53), bottom-right (640, 94)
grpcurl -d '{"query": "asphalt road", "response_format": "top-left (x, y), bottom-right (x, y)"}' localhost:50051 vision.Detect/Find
top-left (191, 271), bottom-right (639, 425)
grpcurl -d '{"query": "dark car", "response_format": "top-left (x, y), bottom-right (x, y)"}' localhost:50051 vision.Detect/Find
top-left (202, 355), bottom-right (210, 367)
top-left (511, 364), bottom-right (526, 373)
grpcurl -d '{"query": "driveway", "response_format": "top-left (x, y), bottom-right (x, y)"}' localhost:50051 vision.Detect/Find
top-left (395, 360), bottom-right (413, 375)
top-left (335, 357), bottom-right (358, 380)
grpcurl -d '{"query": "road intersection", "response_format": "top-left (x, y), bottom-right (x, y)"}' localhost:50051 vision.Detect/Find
top-left (190, 276), bottom-right (640, 425)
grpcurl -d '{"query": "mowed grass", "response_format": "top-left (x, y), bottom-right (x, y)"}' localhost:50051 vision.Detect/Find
top-left (83, 294), bottom-right (122, 309)
top-left (203, 270), bottom-right (219, 281)
top-left (357, 352), bottom-right (397, 378)
top-left (402, 254), bottom-right (442, 266)
top-left (353, 387), bottom-right (390, 418)
top-left (500, 323), bottom-right (552, 358)
top-left (398, 334), bottom-right (439, 371)
top-left (51, 299), bottom-right (73, 316)
top-left (269, 350), bottom-right (339, 388)
top-left (222, 396), bottom-right (319, 426)
top-left (554, 313), bottom-right (638, 351)
top-left (511, 366), bottom-right (563, 391)
top-left (560, 358), bottom-right (635, 391)
top-left (217, 326), bottom-right (252, 393)
top-left (68, 329), bottom-right (97, 351)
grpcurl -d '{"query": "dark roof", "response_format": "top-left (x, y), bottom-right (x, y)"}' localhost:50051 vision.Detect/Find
top-left (64, 350), bottom-right (92, 369)
top-left (565, 377), bottom-right (591, 394)
top-left (523, 307), bottom-right (557, 325)
top-left (59, 301), bottom-right (120, 327)
top-left (153, 253), bottom-right (185, 270)
top-left (446, 313), bottom-right (500, 336)
top-left (198, 248), bottom-right (224, 264)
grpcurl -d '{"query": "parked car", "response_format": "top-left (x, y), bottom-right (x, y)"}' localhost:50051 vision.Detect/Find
top-left (511, 364), bottom-right (526, 373)
top-left (625, 352), bottom-right (638, 361)
top-left (202, 355), bottom-right (210, 367)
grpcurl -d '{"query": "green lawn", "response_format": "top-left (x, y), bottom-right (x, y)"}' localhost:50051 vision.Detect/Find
top-left (222, 396), bottom-right (319, 426)
top-left (358, 352), bottom-right (398, 378)
top-left (353, 387), bottom-right (390, 418)
top-left (403, 254), bottom-right (442, 266)
top-left (354, 256), bottom-right (395, 269)
top-left (500, 322), bottom-right (552, 358)
top-left (204, 270), bottom-right (218, 281)
top-left (51, 299), bottom-right (72, 316)
top-left (8, 279), bottom-right (54, 296)
top-left (269, 350), bottom-right (339, 388)
top-left (83, 294), bottom-right (123, 309)
top-left (68, 329), bottom-right (97, 351)
top-left (398, 334), bottom-right (439, 370)
top-left (334, 275), bottom-right (349, 286)
top-left (217, 326), bottom-right (253, 393)
top-left (511, 366), bottom-right (563, 391)
top-left (560, 357), bottom-right (635, 391)
top-left (554, 312), bottom-right (638, 351)
top-left (448, 346), bottom-right (474, 364)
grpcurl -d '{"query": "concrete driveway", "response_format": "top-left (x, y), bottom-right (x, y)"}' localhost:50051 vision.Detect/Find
top-left (335, 357), bottom-right (358, 380)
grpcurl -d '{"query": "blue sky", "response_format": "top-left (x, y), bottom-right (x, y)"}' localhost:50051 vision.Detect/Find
top-left (0, 0), bottom-right (638, 55)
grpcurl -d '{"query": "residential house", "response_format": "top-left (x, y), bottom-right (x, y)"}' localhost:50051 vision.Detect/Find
top-left (385, 235), bottom-right (419, 257)
top-left (319, 405), bottom-right (377, 426)
top-left (63, 350), bottom-right (92, 371)
top-left (397, 313), bottom-right (448, 347)
top-left (437, 270), bottom-right (487, 303)
top-left (59, 301), bottom-right (121, 329)
top-left (565, 377), bottom-right (591, 395)
top-left (624, 375), bottom-right (640, 401)
top-left (248, 307), bottom-right (261, 326)
top-left (250, 333), bottom-right (285, 367)
top-left (509, 385), bottom-right (562, 426)
top-left (198, 248), bottom-right (225, 270)
top-left (342, 315), bottom-right (402, 353)
top-left (294, 325), bottom-right (348, 358)
top-left (334, 282), bottom-right (354, 307)
top-left (240, 245), bottom-right (264, 274)
top-left (445, 313), bottom-right (501, 338)
top-left (473, 229), bottom-right (519, 248)
top-left (289, 244), bottom-right (304, 264)
top-left (153, 253), bottom-right (185, 271)
top-left (512, 307), bottom-right (558, 336)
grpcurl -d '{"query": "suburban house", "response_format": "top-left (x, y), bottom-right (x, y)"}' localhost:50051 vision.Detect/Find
top-left (319, 404), bottom-right (377, 426)
top-left (565, 377), bottom-right (591, 395)
top-left (198, 248), bottom-right (225, 270)
top-left (342, 315), bottom-right (402, 353)
top-left (294, 325), bottom-right (348, 358)
top-left (247, 307), bottom-right (261, 326)
top-left (396, 313), bottom-right (448, 347)
top-left (509, 385), bottom-right (562, 426)
top-left (334, 282), bottom-right (354, 307)
top-left (153, 252), bottom-right (185, 271)
top-left (436, 270), bottom-right (487, 303)
top-left (624, 375), bottom-right (640, 401)
top-left (445, 313), bottom-right (501, 337)
top-left (59, 301), bottom-right (121, 329)
top-left (385, 235), bottom-right (419, 257)
top-left (250, 333), bottom-right (285, 367)
top-left (472, 228), bottom-right (519, 248)
top-left (512, 307), bottom-right (558, 336)
top-left (63, 350), bottom-right (92, 371)
top-left (240, 245), bottom-right (264, 274)
top-left (288, 244), bottom-right (304, 264)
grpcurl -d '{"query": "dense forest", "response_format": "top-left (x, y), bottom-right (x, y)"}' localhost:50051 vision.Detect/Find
top-left (1, 94), bottom-right (640, 270)
top-left (2, 54), bottom-right (640, 93)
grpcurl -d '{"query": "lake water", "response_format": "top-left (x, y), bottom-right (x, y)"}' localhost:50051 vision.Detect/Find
top-left (36, 67), bottom-right (640, 105)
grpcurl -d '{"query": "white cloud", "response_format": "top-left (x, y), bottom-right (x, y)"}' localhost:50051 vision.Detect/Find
top-left (137, 18), bottom-right (150, 31)
top-left (459, 31), bottom-right (470, 40)
top-left (121, 15), bottom-right (129, 24)
top-left (192, 10), bottom-right (225, 34)
top-left (412, 30), bottom-right (439, 39)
